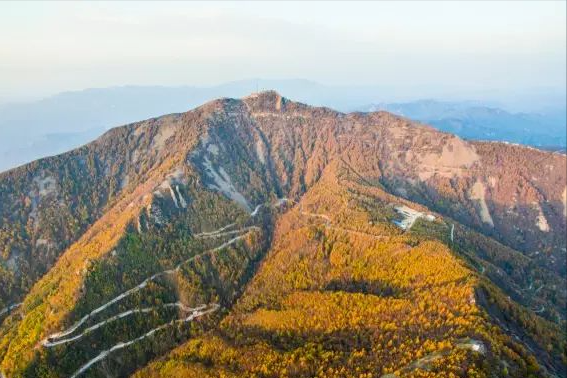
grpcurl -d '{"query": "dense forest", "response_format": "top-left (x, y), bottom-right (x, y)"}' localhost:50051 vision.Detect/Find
top-left (137, 166), bottom-right (564, 377)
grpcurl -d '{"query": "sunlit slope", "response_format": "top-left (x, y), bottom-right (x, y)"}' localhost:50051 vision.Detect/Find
top-left (0, 156), bottom-right (180, 374)
top-left (135, 162), bottom-right (560, 377)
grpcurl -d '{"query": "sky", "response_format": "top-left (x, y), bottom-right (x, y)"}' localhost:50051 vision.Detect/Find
top-left (0, 1), bottom-right (565, 105)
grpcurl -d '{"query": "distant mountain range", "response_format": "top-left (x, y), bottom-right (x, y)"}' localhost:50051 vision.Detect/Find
top-left (0, 80), bottom-right (564, 172)
top-left (358, 100), bottom-right (566, 150)
top-left (0, 92), bottom-right (565, 377)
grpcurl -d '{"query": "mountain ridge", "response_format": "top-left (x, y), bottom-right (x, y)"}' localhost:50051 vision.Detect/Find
top-left (1, 82), bottom-right (565, 172)
top-left (359, 100), bottom-right (567, 149)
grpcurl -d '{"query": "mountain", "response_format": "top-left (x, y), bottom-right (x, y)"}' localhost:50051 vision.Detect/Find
top-left (0, 92), bottom-right (565, 378)
top-left (360, 100), bottom-right (567, 149)
top-left (1, 82), bottom-right (565, 172)
top-left (0, 79), bottom-right (374, 172)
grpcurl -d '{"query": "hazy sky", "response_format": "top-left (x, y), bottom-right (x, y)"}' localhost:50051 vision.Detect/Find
top-left (0, 1), bottom-right (565, 103)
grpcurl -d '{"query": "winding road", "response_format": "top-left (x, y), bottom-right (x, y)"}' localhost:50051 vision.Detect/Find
top-left (5, 198), bottom-right (289, 378)
top-left (39, 199), bottom-right (283, 377)
top-left (43, 228), bottom-right (256, 345)
top-left (68, 304), bottom-right (220, 378)
top-left (43, 303), bottom-right (208, 347)
top-left (195, 226), bottom-right (259, 239)
top-left (194, 222), bottom-right (237, 237)
top-left (0, 303), bottom-right (21, 318)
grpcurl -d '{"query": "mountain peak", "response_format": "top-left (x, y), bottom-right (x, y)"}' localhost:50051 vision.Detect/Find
top-left (244, 89), bottom-right (281, 98)
top-left (243, 90), bottom-right (286, 112)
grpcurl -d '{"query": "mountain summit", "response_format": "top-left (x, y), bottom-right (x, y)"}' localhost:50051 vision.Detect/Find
top-left (0, 92), bottom-right (565, 377)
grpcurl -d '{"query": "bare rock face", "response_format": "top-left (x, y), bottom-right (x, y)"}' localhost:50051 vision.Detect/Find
top-left (242, 92), bottom-right (566, 257)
